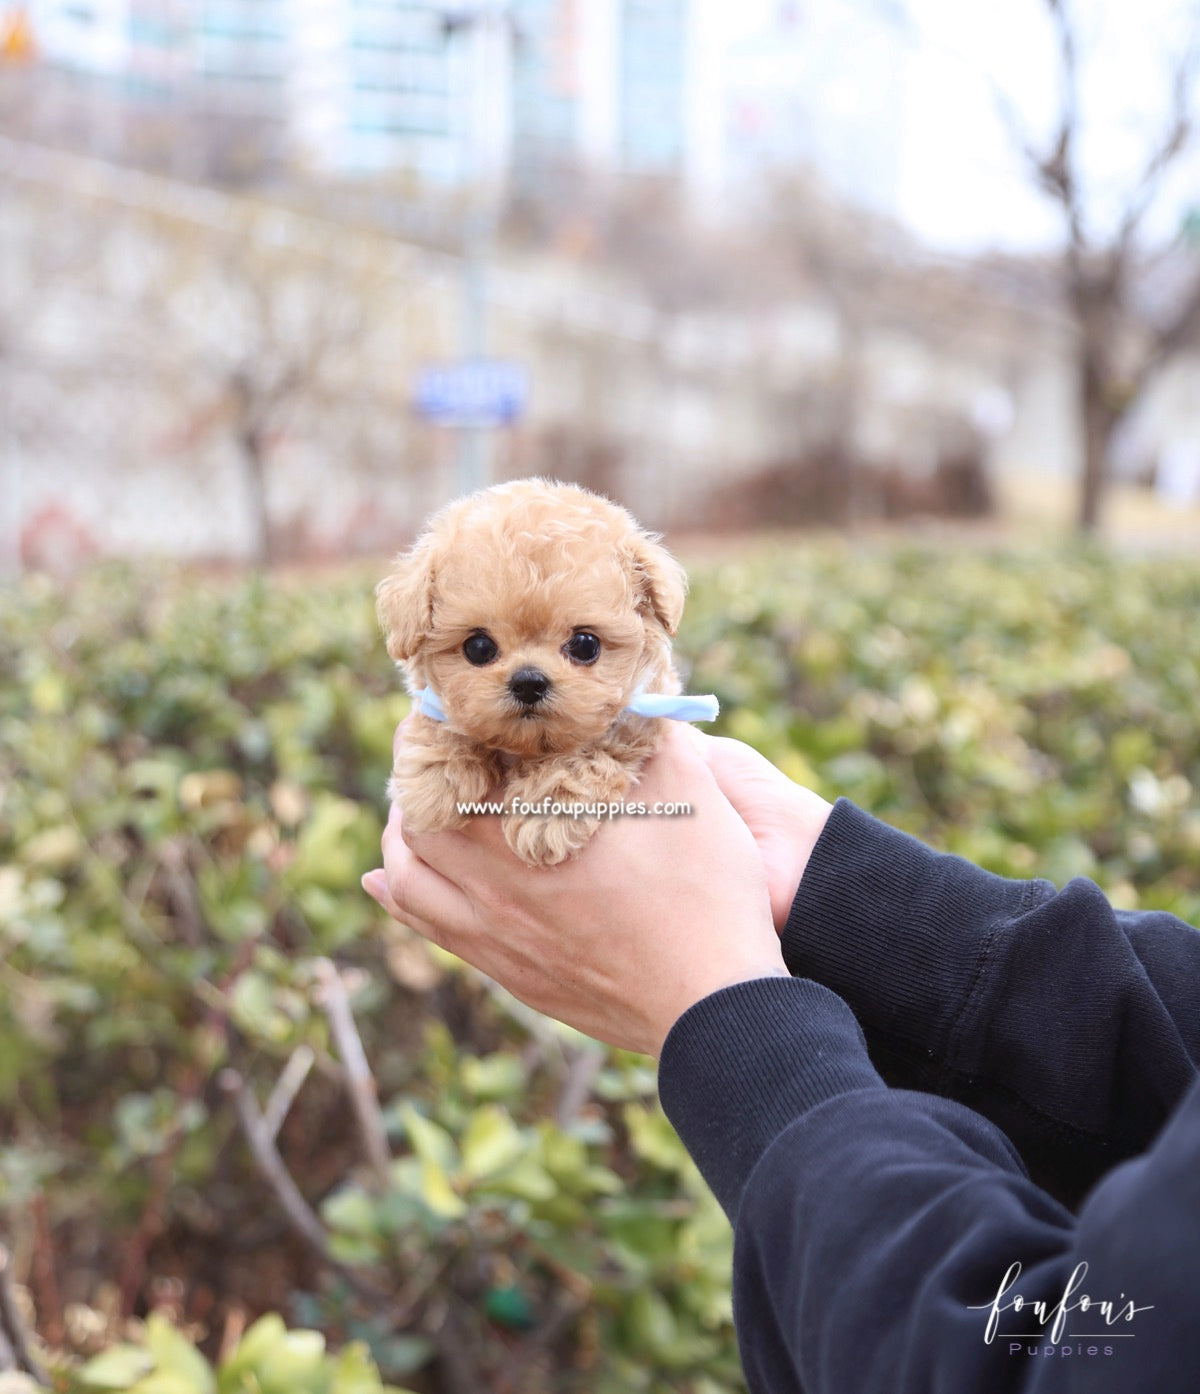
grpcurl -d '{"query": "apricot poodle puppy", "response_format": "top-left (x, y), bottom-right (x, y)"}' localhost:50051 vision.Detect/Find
top-left (376, 478), bottom-right (703, 866)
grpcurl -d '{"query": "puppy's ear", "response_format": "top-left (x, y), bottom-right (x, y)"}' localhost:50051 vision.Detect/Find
top-left (627, 532), bottom-right (687, 637)
top-left (376, 537), bottom-right (436, 661)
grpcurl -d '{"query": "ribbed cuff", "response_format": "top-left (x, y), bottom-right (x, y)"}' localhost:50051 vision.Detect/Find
top-left (658, 976), bottom-right (884, 1220)
top-left (782, 800), bottom-right (1043, 1065)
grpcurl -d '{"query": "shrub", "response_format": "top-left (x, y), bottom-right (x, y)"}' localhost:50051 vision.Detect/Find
top-left (2, 544), bottom-right (1198, 1392)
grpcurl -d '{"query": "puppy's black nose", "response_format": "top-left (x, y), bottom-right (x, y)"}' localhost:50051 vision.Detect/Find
top-left (509, 667), bottom-right (551, 707)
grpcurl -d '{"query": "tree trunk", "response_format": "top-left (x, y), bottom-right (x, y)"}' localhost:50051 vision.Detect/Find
top-left (1078, 398), bottom-right (1110, 533)
top-left (241, 431), bottom-right (271, 567)
top-left (1076, 337), bottom-right (1120, 535)
top-left (827, 315), bottom-right (866, 528)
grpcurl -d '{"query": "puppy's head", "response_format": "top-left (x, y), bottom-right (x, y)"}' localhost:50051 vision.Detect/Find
top-left (376, 479), bottom-right (686, 756)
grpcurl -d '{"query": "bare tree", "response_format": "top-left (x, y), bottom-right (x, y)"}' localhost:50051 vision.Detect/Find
top-left (3, 139), bottom-right (461, 569)
top-left (0, 167), bottom-right (161, 574)
top-left (158, 212), bottom-right (396, 566)
top-left (1004, 0), bottom-right (1200, 531)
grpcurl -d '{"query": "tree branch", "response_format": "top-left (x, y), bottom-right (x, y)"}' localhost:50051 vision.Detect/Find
top-left (220, 1070), bottom-right (332, 1258)
top-left (313, 960), bottom-right (391, 1191)
top-left (27, 1198), bottom-right (60, 1356)
top-left (219, 1069), bottom-right (386, 1302)
top-left (554, 1044), bottom-right (606, 1129)
top-left (1129, 267), bottom-right (1200, 401)
top-left (260, 1044), bottom-right (316, 1144)
top-left (1001, 0), bottom-right (1089, 256)
top-left (0, 1244), bottom-right (48, 1386)
top-left (1046, 0), bottom-right (1088, 250)
top-left (1115, 45), bottom-right (1200, 255)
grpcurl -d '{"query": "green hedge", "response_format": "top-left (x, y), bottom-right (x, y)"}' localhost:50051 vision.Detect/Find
top-left (1, 543), bottom-right (1198, 1393)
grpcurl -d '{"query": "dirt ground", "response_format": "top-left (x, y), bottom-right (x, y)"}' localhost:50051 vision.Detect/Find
top-left (670, 471), bottom-right (1200, 561)
top-left (992, 472), bottom-right (1200, 553)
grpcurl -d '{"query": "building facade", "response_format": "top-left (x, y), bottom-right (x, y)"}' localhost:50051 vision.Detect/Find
top-left (24, 0), bottom-right (901, 212)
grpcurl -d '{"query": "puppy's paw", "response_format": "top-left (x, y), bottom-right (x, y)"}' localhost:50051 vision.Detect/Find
top-left (390, 723), bottom-right (497, 834)
top-left (500, 749), bottom-right (637, 866)
top-left (391, 769), bottom-right (467, 834)
top-left (503, 806), bottom-right (600, 867)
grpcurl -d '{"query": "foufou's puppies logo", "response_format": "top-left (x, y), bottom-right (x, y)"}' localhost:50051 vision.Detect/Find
top-left (969, 1260), bottom-right (1154, 1357)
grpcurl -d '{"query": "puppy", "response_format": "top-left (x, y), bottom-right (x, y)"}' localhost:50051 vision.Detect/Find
top-left (376, 478), bottom-right (710, 866)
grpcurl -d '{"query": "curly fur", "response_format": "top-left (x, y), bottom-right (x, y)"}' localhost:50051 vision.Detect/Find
top-left (376, 478), bottom-right (687, 865)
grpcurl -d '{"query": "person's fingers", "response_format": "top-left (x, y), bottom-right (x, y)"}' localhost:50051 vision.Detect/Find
top-left (401, 804), bottom-right (513, 872)
top-left (361, 869), bottom-right (447, 947)
top-left (691, 734), bottom-right (768, 814)
top-left (373, 813), bottom-right (480, 949)
top-left (700, 731), bottom-right (771, 781)
top-left (361, 867), bottom-right (392, 909)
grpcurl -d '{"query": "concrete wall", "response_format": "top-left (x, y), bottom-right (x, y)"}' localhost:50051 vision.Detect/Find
top-left (8, 137), bottom-right (1169, 573)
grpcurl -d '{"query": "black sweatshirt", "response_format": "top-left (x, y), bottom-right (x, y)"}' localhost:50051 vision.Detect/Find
top-left (658, 799), bottom-right (1200, 1393)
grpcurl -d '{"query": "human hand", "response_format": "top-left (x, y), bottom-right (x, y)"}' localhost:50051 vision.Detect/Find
top-left (361, 724), bottom-right (788, 1057)
top-left (695, 734), bottom-right (833, 933)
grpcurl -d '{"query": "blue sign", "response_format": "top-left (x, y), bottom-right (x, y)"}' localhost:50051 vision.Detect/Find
top-left (414, 359), bottom-right (528, 427)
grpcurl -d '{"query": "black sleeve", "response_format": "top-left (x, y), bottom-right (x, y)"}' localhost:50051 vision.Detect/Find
top-left (781, 800), bottom-right (1200, 1205)
top-left (659, 978), bottom-right (1200, 1394)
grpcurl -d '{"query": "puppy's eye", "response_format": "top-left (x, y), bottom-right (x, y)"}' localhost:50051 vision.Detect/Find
top-left (563, 631), bottom-right (601, 665)
top-left (463, 632), bottom-right (499, 666)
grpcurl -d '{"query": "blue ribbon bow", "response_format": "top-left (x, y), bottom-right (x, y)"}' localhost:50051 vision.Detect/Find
top-left (412, 684), bottom-right (718, 724)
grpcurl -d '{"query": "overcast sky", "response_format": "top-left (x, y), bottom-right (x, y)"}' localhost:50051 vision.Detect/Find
top-left (895, 0), bottom-right (1200, 253)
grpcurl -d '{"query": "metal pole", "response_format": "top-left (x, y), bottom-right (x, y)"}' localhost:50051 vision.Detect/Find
top-left (455, 3), bottom-right (506, 497)
top-left (458, 200), bottom-right (491, 495)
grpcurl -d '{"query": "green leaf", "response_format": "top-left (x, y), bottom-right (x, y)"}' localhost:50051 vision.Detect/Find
top-left (399, 1104), bottom-right (458, 1172)
top-left (581, 1164), bottom-right (624, 1196)
top-left (625, 1289), bottom-right (678, 1357)
top-left (217, 1314), bottom-right (287, 1390)
top-left (346, 1335), bottom-right (432, 1381)
top-left (228, 970), bottom-right (274, 1034)
top-left (538, 1126), bottom-right (586, 1181)
top-left (322, 1186), bottom-right (378, 1237)
top-left (143, 1313), bottom-right (216, 1394)
top-left (30, 669), bottom-right (68, 715)
top-left (219, 1322), bottom-right (329, 1394)
top-left (605, 1204), bottom-right (684, 1275)
top-left (327, 1341), bottom-right (391, 1394)
top-left (459, 1104), bottom-right (527, 1182)
top-left (129, 1374), bottom-right (209, 1394)
top-left (477, 1152), bottom-right (556, 1203)
top-left (78, 1345), bottom-right (156, 1389)
top-left (417, 1158), bottom-right (467, 1220)
top-left (624, 1105), bottom-right (689, 1174)
top-left (21, 824), bottom-right (85, 869)
top-left (262, 1328), bottom-right (327, 1377)
top-left (459, 1052), bottom-right (525, 1100)
top-left (288, 794), bottom-right (378, 893)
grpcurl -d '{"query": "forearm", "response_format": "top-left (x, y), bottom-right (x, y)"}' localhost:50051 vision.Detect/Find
top-left (783, 800), bottom-right (1200, 1203)
top-left (660, 977), bottom-right (1198, 1394)
top-left (734, 1080), bottom-right (1198, 1394)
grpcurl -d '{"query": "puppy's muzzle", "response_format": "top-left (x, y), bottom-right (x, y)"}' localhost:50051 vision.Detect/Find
top-left (508, 667), bottom-right (551, 708)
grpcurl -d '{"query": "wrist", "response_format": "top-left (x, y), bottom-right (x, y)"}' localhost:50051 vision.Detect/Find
top-left (773, 785), bottom-right (835, 930)
top-left (660, 937), bottom-right (790, 1057)
top-left (790, 785), bottom-right (835, 880)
